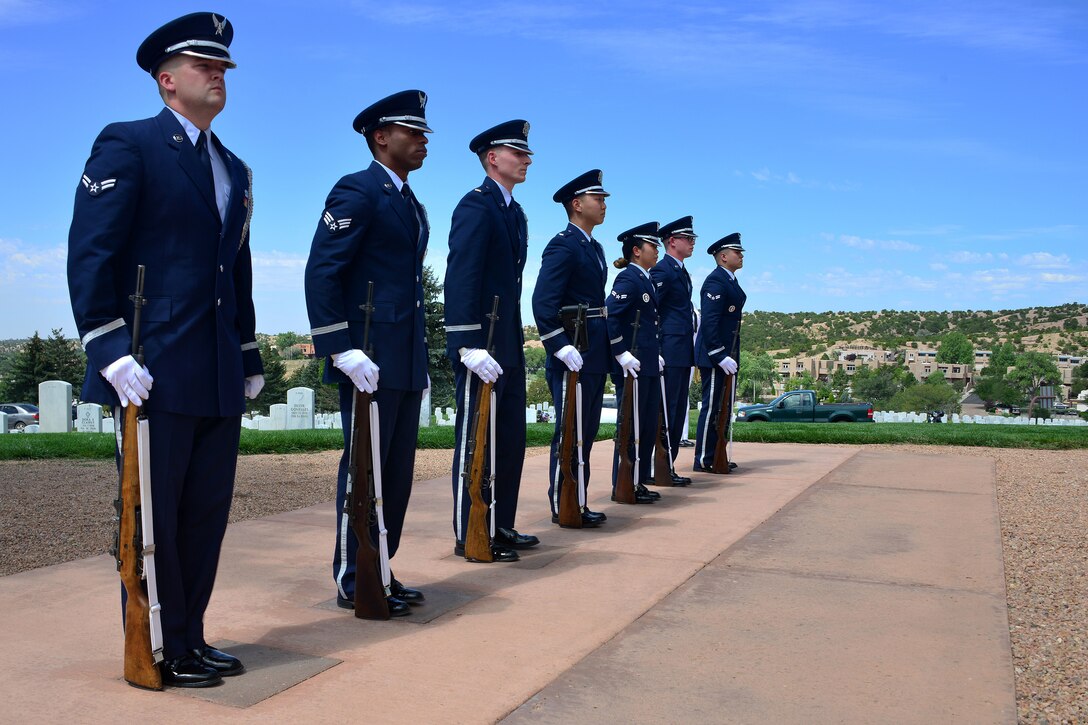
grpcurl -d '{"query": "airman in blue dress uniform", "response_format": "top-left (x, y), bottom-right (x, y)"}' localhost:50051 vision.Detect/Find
top-left (694, 233), bottom-right (746, 471)
top-left (304, 90), bottom-right (432, 614)
top-left (67, 12), bottom-right (263, 687)
top-left (445, 120), bottom-right (540, 562)
top-left (606, 223), bottom-right (665, 504)
top-left (651, 216), bottom-right (698, 484)
top-left (531, 170), bottom-right (612, 529)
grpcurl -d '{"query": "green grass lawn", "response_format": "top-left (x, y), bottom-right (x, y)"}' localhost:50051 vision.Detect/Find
top-left (1, 418), bottom-right (1083, 461)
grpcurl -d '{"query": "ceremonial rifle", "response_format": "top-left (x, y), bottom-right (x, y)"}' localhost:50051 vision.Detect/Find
top-left (613, 310), bottom-right (641, 504)
top-left (114, 264), bottom-right (164, 690)
top-left (649, 375), bottom-right (676, 486)
top-left (463, 296), bottom-right (501, 561)
top-left (556, 305), bottom-right (587, 527)
top-left (347, 282), bottom-right (391, 619)
top-left (710, 323), bottom-right (741, 474)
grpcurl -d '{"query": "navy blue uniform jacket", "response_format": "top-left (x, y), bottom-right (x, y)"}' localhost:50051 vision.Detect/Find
top-left (694, 266), bottom-right (746, 367)
top-left (649, 254), bottom-right (695, 367)
top-left (304, 161), bottom-right (429, 391)
top-left (444, 177), bottom-right (526, 367)
top-left (605, 265), bottom-right (661, 372)
top-left (531, 223), bottom-right (610, 376)
top-left (67, 108), bottom-right (262, 417)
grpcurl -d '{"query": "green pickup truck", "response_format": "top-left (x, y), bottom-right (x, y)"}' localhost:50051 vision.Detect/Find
top-left (734, 390), bottom-right (874, 423)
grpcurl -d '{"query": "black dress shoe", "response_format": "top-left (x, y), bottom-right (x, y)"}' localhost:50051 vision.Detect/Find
top-left (612, 491), bottom-right (656, 504)
top-left (551, 510), bottom-right (604, 528)
top-left (453, 541), bottom-right (521, 562)
top-left (386, 595), bottom-right (412, 617)
top-left (693, 464), bottom-right (728, 474)
top-left (190, 646), bottom-right (244, 677)
top-left (584, 507), bottom-right (607, 522)
top-left (160, 654), bottom-right (222, 688)
top-left (390, 577), bottom-right (424, 604)
top-left (730, 461), bottom-right (738, 470)
top-left (495, 527), bottom-right (540, 549)
top-left (636, 484), bottom-right (661, 500)
top-left (671, 473), bottom-right (692, 486)
top-left (336, 594), bottom-right (412, 616)
top-left (678, 439), bottom-right (695, 447)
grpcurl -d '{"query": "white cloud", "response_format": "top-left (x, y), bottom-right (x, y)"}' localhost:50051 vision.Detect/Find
top-left (1040, 273), bottom-right (1081, 283)
top-left (948, 251), bottom-right (994, 264)
top-left (838, 234), bottom-right (920, 252)
top-left (1017, 252), bottom-right (1070, 269)
top-left (929, 262), bottom-right (948, 271)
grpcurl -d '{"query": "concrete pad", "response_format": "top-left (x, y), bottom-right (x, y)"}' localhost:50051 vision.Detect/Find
top-left (0, 444), bottom-right (1014, 723)
top-left (507, 567), bottom-right (1015, 724)
top-left (176, 640), bottom-right (340, 708)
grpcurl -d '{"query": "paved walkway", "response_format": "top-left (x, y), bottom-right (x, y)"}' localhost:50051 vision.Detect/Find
top-left (0, 444), bottom-right (1016, 723)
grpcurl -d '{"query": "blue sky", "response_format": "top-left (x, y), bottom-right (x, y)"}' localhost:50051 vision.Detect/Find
top-left (2, 0), bottom-right (1085, 340)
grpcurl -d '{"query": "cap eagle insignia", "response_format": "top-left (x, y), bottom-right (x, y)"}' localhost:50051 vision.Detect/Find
top-left (211, 14), bottom-right (226, 36)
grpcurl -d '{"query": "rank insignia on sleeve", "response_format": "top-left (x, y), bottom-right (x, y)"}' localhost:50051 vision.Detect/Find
top-left (707, 292), bottom-right (720, 300)
top-left (642, 293), bottom-right (650, 303)
top-left (323, 210), bottom-right (351, 232)
top-left (81, 174), bottom-right (116, 197)
top-left (655, 281), bottom-right (663, 287)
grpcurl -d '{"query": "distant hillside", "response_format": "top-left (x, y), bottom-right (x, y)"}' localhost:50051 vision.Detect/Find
top-left (740, 302), bottom-right (1088, 358)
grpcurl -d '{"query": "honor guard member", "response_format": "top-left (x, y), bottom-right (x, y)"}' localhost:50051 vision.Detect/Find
top-left (304, 90), bottom-right (432, 614)
top-left (445, 120), bottom-right (539, 561)
top-left (693, 234), bottom-right (746, 471)
top-left (67, 13), bottom-right (263, 687)
top-left (606, 223), bottom-right (665, 504)
top-left (531, 170), bottom-right (611, 529)
top-left (650, 216), bottom-right (698, 484)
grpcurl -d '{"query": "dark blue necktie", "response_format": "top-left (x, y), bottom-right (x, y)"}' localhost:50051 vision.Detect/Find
top-left (195, 131), bottom-right (214, 191)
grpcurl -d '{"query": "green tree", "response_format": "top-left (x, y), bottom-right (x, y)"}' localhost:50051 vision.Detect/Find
top-left (524, 346), bottom-right (548, 377)
top-left (737, 351), bottom-right (776, 402)
top-left (41, 328), bottom-right (86, 392)
top-left (936, 331), bottom-right (973, 364)
top-left (423, 265), bottom-right (455, 409)
top-left (829, 367), bottom-right (850, 401)
top-left (0, 332), bottom-right (47, 402)
top-left (249, 341), bottom-right (289, 413)
top-left (526, 372), bottom-right (551, 406)
top-left (974, 375), bottom-right (1023, 407)
top-left (889, 374), bottom-right (961, 413)
top-left (274, 331), bottom-right (304, 351)
top-left (783, 371), bottom-right (816, 392)
top-left (1008, 352), bottom-right (1062, 400)
top-left (983, 341), bottom-right (1017, 375)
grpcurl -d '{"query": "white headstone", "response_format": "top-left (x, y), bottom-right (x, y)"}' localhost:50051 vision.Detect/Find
top-left (419, 387), bottom-right (432, 428)
top-left (240, 417), bottom-right (257, 429)
top-left (269, 404), bottom-right (287, 430)
top-left (444, 406), bottom-right (454, 421)
top-left (256, 416), bottom-right (274, 430)
top-left (286, 387), bottom-right (315, 430)
top-left (76, 403), bottom-right (104, 433)
top-left (102, 417), bottom-right (115, 435)
top-left (0, 412), bottom-right (7, 434)
top-left (23, 424), bottom-right (40, 433)
top-left (38, 380), bottom-right (73, 433)
top-left (525, 407), bottom-right (536, 424)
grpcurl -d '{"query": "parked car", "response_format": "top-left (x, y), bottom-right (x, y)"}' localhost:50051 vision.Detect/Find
top-left (734, 390), bottom-right (874, 423)
top-left (1, 402), bottom-right (40, 431)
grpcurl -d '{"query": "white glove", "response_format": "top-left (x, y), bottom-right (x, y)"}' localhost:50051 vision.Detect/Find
top-left (101, 355), bottom-right (153, 408)
top-left (461, 348), bottom-right (503, 383)
top-left (718, 356), bottom-right (738, 375)
top-left (616, 351), bottom-right (640, 378)
top-left (555, 344), bottom-right (583, 372)
top-left (333, 349), bottom-right (380, 393)
top-left (658, 355), bottom-right (665, 372)
top-left (244, 374), bottom-right (265, 399)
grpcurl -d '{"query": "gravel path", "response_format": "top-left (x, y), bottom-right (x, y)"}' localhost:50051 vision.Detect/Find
top-left (1, 444), bottom-right (1083, 722)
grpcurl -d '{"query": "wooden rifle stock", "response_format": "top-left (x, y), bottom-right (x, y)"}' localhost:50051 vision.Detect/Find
top-left (710, 324), bottom-right (741, 474)
top-left (613, 310), bottom-right (641, 504)
top-left (556, 370), bottom-right (582, 526)
top-left (557, 305), bottom-right (586, 527)
top-left (463, 296), bottom-right (501, 562)
top-left (649, 412), bottom-right (675, 486)
top-left (114, 265), bottom-right (162, 690)
top-left (348, 282), bottom-right (389, 619)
